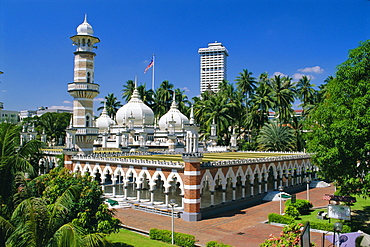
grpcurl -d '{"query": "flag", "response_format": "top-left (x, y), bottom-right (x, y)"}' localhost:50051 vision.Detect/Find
top-left (144, 57), bottom-right (154, 74)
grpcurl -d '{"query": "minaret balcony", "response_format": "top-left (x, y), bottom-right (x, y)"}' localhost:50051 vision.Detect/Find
top-left (75, 127), bottom-right (99, 136)
top-left (68, 82), bottom-right (100, 98)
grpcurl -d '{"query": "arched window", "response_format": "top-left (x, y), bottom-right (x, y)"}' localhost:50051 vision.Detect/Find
top-left (82, 38), bottom-right (86, 46)
top-left (86, 115), bottom-right (90, 127)
top-left (87, 72), bottom-right (91, 83)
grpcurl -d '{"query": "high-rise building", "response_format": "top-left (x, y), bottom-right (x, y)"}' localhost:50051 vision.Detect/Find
top-left (198, 42), bottom-right (229, 94)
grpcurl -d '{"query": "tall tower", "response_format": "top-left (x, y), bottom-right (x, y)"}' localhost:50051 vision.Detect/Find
top-left (67, 15), bottom-right (100, 154)
top-left (198, 42), bottom-right (229, 94)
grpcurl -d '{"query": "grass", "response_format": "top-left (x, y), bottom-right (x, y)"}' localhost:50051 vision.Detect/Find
top-left (116, 151), bottom-right (299, 163)
top-left (107, 228), bottom-right (174, 247)
top-left (293, 196), bottom-right (370, 233)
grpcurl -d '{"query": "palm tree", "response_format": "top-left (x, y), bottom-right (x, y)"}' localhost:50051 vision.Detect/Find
top-left (37, 113), bottom-right (71, 145)
top-left (175, 88), bottom-right (191, 115)
top-left (296, 76), bottom-right (316, 116)
top-left (270, 75), bottom-right (296, 124)
top-left (0, 187), bottom-right (110, 247)
top-left (0, 123), bottom-right (43, 216)
top-left (137, 83), bottom-right (155, 107)
top-left (250, 79), bottom-right (274, 129)
top-left (257, 121), bottom-right (296, 151)
top-left (235, 69), bottom-right (256, 106)
top-left (121, 80), bottom-right (135, 102)
top-left (152, 81), bottom-right (174, 118)
top-left (97, 93), bottom-right (122, 119)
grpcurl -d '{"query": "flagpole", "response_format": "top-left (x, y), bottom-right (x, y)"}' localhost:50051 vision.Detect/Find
top-left (152, 54), bottom-right (155, 91)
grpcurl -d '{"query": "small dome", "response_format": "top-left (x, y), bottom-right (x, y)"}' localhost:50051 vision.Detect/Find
top-left (158, 98), bottom-right (189, 131)
top-left (77, 15), bottom-right (94, 36)
top-left (96, 104), bottom-right (115, 131)
top-left (116, 87), bottom-right (154, 126)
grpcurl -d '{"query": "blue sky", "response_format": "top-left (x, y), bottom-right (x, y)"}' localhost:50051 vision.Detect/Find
top-left (0, 0), bottom-right (369, 112)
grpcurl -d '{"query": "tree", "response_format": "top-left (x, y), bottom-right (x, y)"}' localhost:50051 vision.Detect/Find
top-left (122, 80), bottom-right (135, 103)
top-left (257, 121), bottom-right (295, 151)
top-left (296, 75), bottom-right (316, 116)
top-left (0, 123), bottom-right (43, 218)
top-left (0, 188), bottom-right (111, 247)
top-left (235, 69), bottom-right (256, 106)
top-left (152, 80), bottom-right (174, 118)
top-left (270, 75), bottom-right (296, 124)
top-left (307, 40), bottom-right (370, 196)
top-left (97, 93), bottom-right (122, 119)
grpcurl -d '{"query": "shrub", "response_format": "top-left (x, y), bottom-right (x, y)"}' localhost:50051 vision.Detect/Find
top-left (284, 205), bottom-right (300, 219)
top-left (149, 228), bottom-right (195, 247)
top-left (268, 213), bottom-right (294, 224)
top-left (285, 199), bottom-right (313, 214)
top-left (206, 240), bottom-right (234, 247)
top-left (304, 221), bottom-right (351, 233)
top-left (260, 223), bottom-right (307, 246)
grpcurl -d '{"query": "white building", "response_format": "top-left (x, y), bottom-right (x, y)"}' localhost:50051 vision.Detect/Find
top-left (0, 103), bottom-right (18, 123)
top-left (198, 42), bottom-right (229, 94)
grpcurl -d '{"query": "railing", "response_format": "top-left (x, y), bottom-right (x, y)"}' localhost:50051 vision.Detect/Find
top-left (201, 154), bottom-right (312, 167)
top-left (68, 83), bottom-right (99, 91)
top-left (72, 154), bottom-right (184, 168)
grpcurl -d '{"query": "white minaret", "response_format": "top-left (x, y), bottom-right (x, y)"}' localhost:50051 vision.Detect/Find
top-left (198, 42), bottom-right (229, 94)
top-left (67, 15), bottom-right (100, 154)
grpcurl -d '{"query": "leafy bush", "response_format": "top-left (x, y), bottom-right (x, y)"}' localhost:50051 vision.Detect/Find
top-left (149, 228), bottom-right (195, 247)
top-left (268, 213), bottom-right (294, 224)
top-left (304, 221), bottom-right (351, 233)
top-left (284, 205), bottom-right (300, 219)
top-left (206, 240), bottom-right (234, 247)
top-left (285, 199), bottom-right (312, 214)
top-left (260, 223), bottom-right (308, 246)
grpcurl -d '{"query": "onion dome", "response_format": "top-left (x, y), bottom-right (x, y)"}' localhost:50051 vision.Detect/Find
top-left (158, 93), bottom-right (189, 131)
top-left (77, 14), bottom-right (94, 36)
top-left (116, 82), bottom-right (154, 126)
top-left (96, 103), bottom-right (115, 131)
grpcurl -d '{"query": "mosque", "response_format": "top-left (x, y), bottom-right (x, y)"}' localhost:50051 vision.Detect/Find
top-left (65, 15), bottom-right (215, 155)
top-left (41, 16), bottom-right (317, 222)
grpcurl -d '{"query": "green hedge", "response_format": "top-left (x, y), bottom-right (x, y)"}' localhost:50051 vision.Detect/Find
top-left (301, 221), bottom-right (351, 233)
top-left (206, 240), bottom-right (234, 247)
top-left (268, 213), bottom-right (294, 224)
top-left (149, 228), bottom-right (196, 247)
top-left (285, 199), bottom-right (312, 214)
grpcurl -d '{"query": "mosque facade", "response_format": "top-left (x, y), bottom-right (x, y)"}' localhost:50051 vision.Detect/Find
top-left (52, 17), bottom-right (316, 222)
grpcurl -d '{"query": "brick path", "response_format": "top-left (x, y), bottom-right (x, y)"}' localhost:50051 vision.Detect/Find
top-left (115, 185), bottom-right (335, 247)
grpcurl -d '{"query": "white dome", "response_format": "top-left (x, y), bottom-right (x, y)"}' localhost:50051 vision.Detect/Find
top-left (96, 105), bottom-right (115, 131)
top-left (116, 88), bottom-right (154, 126)
top-left (159, 100), bottom-right (189, 131)
top-left (77, 15), bottom-right (94, 36)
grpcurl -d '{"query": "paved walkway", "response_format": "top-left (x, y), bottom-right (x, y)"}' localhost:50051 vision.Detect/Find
top-left (115, 185), bottom-right (335, 247)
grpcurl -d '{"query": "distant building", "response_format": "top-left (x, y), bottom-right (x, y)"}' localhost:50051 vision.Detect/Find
top-left (0, 102), bottom-right (19, 123)
top-left (198, 42), bottom-right (229, 94)
top-left (19, 106), bottom-right (72, 121)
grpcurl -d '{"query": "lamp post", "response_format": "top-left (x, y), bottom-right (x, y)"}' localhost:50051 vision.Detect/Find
top-left (333, 222), bottom-right (343, 247)
top-left (278, 186), bottom-right (284, 215)
top-left (169, 199), bottom-right (176, 245)
top-left (306, 177), bottom-right (311, 202)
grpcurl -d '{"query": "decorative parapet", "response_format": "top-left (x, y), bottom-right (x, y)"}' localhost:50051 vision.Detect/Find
top-left (182, 152), bottom-right (203, 163)
top-left (201, 154), bottom-right (312, 167)
top-left (71, 154), bottom-right (184, 168)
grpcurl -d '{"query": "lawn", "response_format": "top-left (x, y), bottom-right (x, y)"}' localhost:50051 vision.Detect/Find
top-left (296, 196), bottom-right (370, 233)
top-left (116, 151), bottom-right (299, 163)
top-left (107, 228), bottom-right (174, 247)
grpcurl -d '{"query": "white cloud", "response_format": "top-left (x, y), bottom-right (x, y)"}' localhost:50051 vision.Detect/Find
top-left (48, 105), bottom-right (72, 110)
top-left (63, 100), bottom-right (72, 104)
top-left (292, 73), bottom-right (315, 80)
top-left (272, 71), bottom-right (288, 77)
top-left (180, 87), bottom-right (190, 92)
top-left (1, 90), bottom-right (6, 93)
top-left (298, 66), bottom-right (324, 74)
top-left (94, 98), bottom-right (104, 102)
